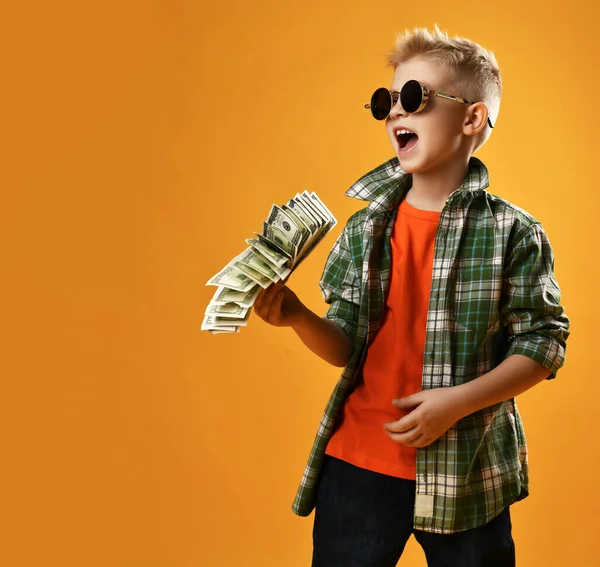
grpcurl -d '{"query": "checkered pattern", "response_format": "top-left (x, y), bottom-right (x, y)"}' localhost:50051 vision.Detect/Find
top-left (291, 156), bottom-right (570, 533)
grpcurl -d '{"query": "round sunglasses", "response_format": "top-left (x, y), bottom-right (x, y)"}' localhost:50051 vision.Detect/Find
top-left (365, 79), bottom-right (494, 129)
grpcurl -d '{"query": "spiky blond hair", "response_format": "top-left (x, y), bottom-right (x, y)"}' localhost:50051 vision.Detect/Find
top-left (385, 24), bottom-right (502, 152)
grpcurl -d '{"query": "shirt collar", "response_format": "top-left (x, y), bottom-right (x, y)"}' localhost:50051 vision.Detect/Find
top-left (344, 155), bottom-right (490, 212)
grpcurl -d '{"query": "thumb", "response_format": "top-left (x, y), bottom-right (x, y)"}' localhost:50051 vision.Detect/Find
top-left (392, 394), bottom-right (421, 409)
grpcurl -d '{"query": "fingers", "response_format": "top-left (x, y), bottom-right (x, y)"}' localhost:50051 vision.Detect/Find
top-left (386, 429), bottom-right (430, 447)
top-left (253, 281), bottom-right (285, 323)
top-left (408, 435), bottom-right (433, 448)
top-left (402, 434), bottom-right (431, 448)
top-left (254, 281), bottom-right (279, 310)
top-left (384, 424), bottom-right (435, 447)
top-left (384, 412), bottom-right (419, 433)
top-left (267, 288), bottom-right (284, 323)
top-left (385, 424), bottom-right (420, 444)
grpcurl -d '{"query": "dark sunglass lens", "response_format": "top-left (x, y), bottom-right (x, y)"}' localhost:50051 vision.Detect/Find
top-left (400, 80), bottom-right (423, 113)
top-left (370, 88), bottom-right (392, 120)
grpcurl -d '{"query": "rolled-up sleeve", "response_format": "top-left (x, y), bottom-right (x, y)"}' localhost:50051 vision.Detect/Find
top-left (500, 223), bottom-right (571, 379)
top-left (319, 227), bottom-right (361, 343)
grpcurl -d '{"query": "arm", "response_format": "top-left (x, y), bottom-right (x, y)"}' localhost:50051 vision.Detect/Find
top-left (291, 305), bottom-right (354, 367)
top-left (455, 222), bottom-right (571, 414)
top-left (384, 355), bottom-right (550, 447)
top-left (253, 223), bottom-right (360, 368)
top-left (452, 354), bottom-right (549, 418)
top-left (384, 223), bottom-right (571, 446)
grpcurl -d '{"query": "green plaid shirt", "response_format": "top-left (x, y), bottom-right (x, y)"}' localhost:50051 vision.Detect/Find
top-left (291, 155), bottom-right (570, 533)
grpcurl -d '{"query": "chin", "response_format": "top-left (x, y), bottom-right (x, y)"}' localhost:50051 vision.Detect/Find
top-left (395, 140), bottom-right (424, 171)
top-left (397, 152), bottom-right (425, 173)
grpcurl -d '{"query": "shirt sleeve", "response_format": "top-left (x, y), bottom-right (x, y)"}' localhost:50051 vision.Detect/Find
top-left (319, 225), bottom-right (361, 343)
top-left (500, 223), bottom-right (571, 379)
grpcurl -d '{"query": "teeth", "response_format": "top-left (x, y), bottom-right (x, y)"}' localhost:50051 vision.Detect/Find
top-left (396, 129), bottom-right (414, 135)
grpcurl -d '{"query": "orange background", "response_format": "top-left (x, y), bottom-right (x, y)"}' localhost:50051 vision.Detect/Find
top-left (1, 1), bottom-right (598, 565)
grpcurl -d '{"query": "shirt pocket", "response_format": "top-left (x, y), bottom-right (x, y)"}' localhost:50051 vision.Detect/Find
top-left (453, 260), bottom-right (503, 336)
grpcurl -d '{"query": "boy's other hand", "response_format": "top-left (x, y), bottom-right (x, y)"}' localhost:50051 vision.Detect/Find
top-left (382, 387), bottom-right (465, 448)
top-left (253, 281), bottom-right (305, 328)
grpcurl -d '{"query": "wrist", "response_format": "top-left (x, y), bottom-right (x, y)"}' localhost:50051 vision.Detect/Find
top-left (451, 384), bottom-right (474, 420)
top-left (454, 380), bottom-right (486, 419)
top-left (289, 300), bottom-right (310, 330)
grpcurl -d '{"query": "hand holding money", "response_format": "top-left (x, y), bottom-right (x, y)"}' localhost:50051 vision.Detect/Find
top-left (253, 281), bottom-right (305, 328)
top-left (202, 191), bottom-right (337, 334)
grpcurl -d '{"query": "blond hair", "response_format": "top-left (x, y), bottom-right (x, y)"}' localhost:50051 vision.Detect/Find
top-left (385, 24), bottom-right (502, 153)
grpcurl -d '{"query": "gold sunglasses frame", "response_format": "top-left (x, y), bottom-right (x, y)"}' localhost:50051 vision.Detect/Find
top-left (365, 81), bottom-right (494, 129)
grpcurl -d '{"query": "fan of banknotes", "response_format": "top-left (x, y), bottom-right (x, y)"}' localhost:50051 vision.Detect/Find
top-left (202, 190), bottom-right (337, 334)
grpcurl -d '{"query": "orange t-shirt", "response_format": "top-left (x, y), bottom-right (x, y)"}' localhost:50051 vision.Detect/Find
top-left (324, 197), bottom-right (441, 480)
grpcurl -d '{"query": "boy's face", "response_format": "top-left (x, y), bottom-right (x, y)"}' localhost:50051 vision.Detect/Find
top-left (386, 56), bottom-right (473, 173)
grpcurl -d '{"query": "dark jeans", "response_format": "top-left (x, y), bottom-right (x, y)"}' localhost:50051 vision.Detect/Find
top-left (312, 455), bottom-right (515, 567)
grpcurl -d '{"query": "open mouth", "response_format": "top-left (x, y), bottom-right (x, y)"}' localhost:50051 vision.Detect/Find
top-left (397, 131), bottom-right (418, 151)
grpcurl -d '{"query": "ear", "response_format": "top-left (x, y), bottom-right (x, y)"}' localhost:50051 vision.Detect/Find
top-left (463, 102), bottom-right (489, 137)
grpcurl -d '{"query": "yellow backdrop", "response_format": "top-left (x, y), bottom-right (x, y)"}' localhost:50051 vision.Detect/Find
top-left (2, 0), bottom-right (597, 565)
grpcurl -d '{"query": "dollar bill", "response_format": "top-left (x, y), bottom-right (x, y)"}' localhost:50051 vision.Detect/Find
top-left (252, 232), bottom-right (293, 261)
top-left (211, 285), bottom-right (261, 308)
top-left (217, 310), bottom-right (251, 327)
top-left (234, 247), bottom-right (281, 282)
top-left (290, 195), bottom-right (321, 232)
top-left (281, 204), bottom-right (311, 251)
top-left (234, 260), bottom-right (275, 288)
top-left (245, 238), bottom-right (290, 268)
top-left (262, 222), bottom-right (300, 258)
top-left (239, 246), bottom-right (291, 282)
top-left (309, 191), bottom-right (337, 229)
top-left (205, 302), bottom-right (249, 319)
top-left (206, 264), bottom-right (257, 292)
top-left (266, 204), bottom-right (306, 251)
top-left (209, 328), bottom-right (240, 334)
top-left (296, 192), bottom-right (327, 228)
top-left (204, 190), bottom-right (337, 334)
top-left (202, 310), bottom-right (250, 329)
top-left (254, 229), bottom-right (293, 260)
top-left (201, 314), bottom-right (239, 331)
top-left (286, 199), bottom-right (318, 235)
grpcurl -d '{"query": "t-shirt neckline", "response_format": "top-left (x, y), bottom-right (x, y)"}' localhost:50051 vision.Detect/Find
top-left (399, 197), bottom-right (442, 222)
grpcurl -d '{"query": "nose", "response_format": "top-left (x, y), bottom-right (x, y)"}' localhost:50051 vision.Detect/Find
top-left (389, 97), bottom-right (406, 120)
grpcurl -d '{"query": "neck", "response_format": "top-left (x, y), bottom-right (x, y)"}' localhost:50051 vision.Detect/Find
top-left (404, 154), bottom-right (471, 212)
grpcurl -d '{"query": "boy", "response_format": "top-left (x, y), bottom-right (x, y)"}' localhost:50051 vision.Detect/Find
top-left (253, 25), bottom-right (570, 567)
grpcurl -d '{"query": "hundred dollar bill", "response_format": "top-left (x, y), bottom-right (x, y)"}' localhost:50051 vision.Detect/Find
top-left (210, 328), bottom-right (240, 334)
top-left (246, 237), bottom-right (290, 268)
top-left (266, 204), bottom-right (307, 251)
top-left (201, 313), bottom-right (239, 332)
top-left (205, 301), bottom-right (249, 319)
top-left (203, 190), bottom-right (337, 335)
top-left (255, 231), bottom-right (293, 259)
top-left (262, 222), bottom-right (300, 259)
top-left (209, 327), bottom-right (240, 334)
top-left (308, 191), bottom-right (337, 229)
top-left (291, 194), bottom-right (322, 229)
top-left (211, 285), bottom-right (261, 308)
top-left (233, 260), bottom-right (275, 288)
top-left (206, 264), bottom-right (257, 292)
top-left (272, 262), bottom-right (291, 281)
top-left (286, 198), bottom-right (318, 235)
top-left (281, 204), bottom-right (311, 250)
top-left (234, 247), bottom-right (281, 282)
top-left (202, 310), bottom-right (250, 328)
top-left (238, 247), bottom-right (291, 281)
top-left (289, 199), bottom-right (336, 268)
top-left (217, 309), bottom-right (251, 327)
top-left (302, 191), bottom-right (334, 232)
top-left (246, 232), bottom-right (292, 264)
top-left (247, 248), bottom-right (291, 279)
top-left (296, 192), bottom-right (327, 228)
